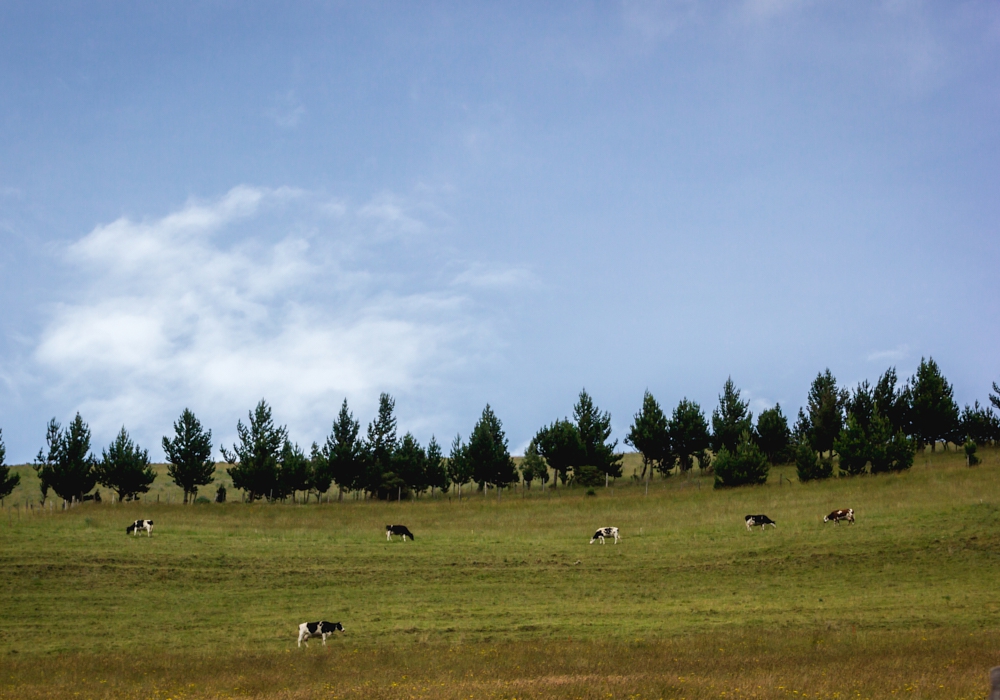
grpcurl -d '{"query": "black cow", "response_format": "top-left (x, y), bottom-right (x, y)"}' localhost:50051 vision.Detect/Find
top-left (824, 508), bottom-right (855, 525)
top-left (744, 514), bottom-right (776, 531)
top-left (297, 621), bottom-right (345, 647)
top-left (126, 519), bottom-right (154, 536)
top-left (386, 524), bottom-right (414, 541)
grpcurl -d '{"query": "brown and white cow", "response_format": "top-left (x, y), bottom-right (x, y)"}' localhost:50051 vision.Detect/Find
top-left (824, 508), bottom-right (854, 525)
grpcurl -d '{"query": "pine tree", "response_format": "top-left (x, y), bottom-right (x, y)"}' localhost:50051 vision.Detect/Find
top-left (221, 400), bottom-right (288, 502)
top-left (424, 436), bottom-right (449, 496)
top-left (518, 438), bottom-right (548, 488)
top-left (807, 369), bottom-right (847, 456)
top-left (447, 434), bottom-right (475, 500)
top-left (624, 391), bottom-right (671, 483)
top-left (908, 357), bottom-right (960, 451)
top-left (873, 367), bottom-right (910, 435)
top-left (34, 414), bottom-right (97, 503)
top-left (0, 428), bottom-right (19, 501)
top-left (162, 408), bottom-right (215, 504)
top-left (573, 389), bottom-right (622, 485)
top-left (95, 427), bottom-right (156, 501)
top-left (755, 404), bottom-right (791, 465)
top-left (713, 430), bottom-right (769, 488)
top-left (534, 419), bottom-right (585, 487)
top-left (794, 435), bottom-right (830, 482)
top-left (834, 415), bottom-right (870, 476)
top-left (468, 404), bottom-right (517, 497)
top-left (308, 442), bottom-right (332, 501)
top-left (325, 399), bottom-right (365, 499)
top-left (711, 377), bottom-right (752, 455)
top-left (392, 433), bottom-right (426, 498)
top-left (669, 398), bottom-right (711, 472)
top-left (960, 401), bottom-right (998, 446)
top-left (363, 393), bottom-right (398, 497)
top-left (278, 441), bottom-right (311, 501)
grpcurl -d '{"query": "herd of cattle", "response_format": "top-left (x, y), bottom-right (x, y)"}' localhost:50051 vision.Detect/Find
top-left (122, 508), bottom-right (855, 646)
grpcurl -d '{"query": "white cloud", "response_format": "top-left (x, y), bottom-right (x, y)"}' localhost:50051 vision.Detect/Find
top-left (867, 344), bottom-right (910, 363)
top-left (33, 186), bottom-right (491, 455)
top-left (267, 90), bottom-right (307, 128)
top-left (621, 0), bottom-right (698, 43)
top-left (452, 263), bottom-right (534, 290)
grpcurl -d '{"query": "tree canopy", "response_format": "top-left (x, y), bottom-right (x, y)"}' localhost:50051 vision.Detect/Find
top-left (573, 389), bottom-right (622, 482)
top-left (162, 408), bottom-right (215, 504)
top-left (468, 404), bottom-right (517, 492)
top-left (908, 357), bottom-right (960, 450)
top-left (669, 398), bottom-right (711, 472)
top-left (0, 428), bottom-right (19, 501)
top-left (807, 369), bottom-right (848, 455)
top-left (711, 377), bottom-right (752, 455)
top-left (625, 391), bottom-right (670, 479)
top-left (34, 414), bottom-right (97, 503)
top-left (222, 400), bottom-right (288, 502)
top-left (95, 427), bottom-right (156, 501)
top-left (755, 404), bottom-right (791, 465)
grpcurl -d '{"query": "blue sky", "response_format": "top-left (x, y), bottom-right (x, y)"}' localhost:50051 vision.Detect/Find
top-left (1, 1), bottom-right (998, 463)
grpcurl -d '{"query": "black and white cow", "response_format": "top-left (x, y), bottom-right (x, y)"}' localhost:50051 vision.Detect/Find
top-left (590, 526), bottom-right (620, 544)
top-left (386, 524), bottom-right (415, 541)
top-left (744, 514), bottom-right (777, 530)
top-left (297, 621), bottom-right (345, 647)
top-left (126, 519), bottom-right (154, 536)
top-left (824, 508), bottom-right (855, 525)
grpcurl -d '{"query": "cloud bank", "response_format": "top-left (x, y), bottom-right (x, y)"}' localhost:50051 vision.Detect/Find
top-left (32, 186), bottom-right (510, 456)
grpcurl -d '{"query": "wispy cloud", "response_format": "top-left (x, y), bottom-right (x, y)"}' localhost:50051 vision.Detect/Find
top-left (32, 186), bottom-right (493, 455)
top-left (867, 344), bottom-right (910, 363)
top-left (451, 263), bottom-right (534, 290)
top-left (621, 0), bottom-right (698, 43)
top-left (266, 90), bottom-right (306, 128)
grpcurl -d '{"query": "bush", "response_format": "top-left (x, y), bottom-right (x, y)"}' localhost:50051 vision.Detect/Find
top-left (834, 416), bottom-right (869, 476)
top-left (713, 431), bottom-right (769, 488)
top-left (573, 465), bottom-right (605, 488)
top-left (795, 438), bottom-right (831, 482)
top-left (964, 438), bottom-right (980, 466)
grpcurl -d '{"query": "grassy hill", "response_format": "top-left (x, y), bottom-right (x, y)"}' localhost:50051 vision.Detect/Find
top-left (1, 447), bottom-right (998, 699)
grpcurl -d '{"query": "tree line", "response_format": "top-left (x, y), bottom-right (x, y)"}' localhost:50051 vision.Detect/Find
top-left (1, 358), bottom-right (997, 504)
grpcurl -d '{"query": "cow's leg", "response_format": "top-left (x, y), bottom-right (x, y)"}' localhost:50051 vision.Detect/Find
top-left (387, 531), bottom-right (391, 541)
top-left (322, 633), bottom-right (327, 646)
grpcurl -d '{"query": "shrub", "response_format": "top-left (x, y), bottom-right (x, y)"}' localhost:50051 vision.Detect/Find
top-left (573, 465), bottom-right (605, 488)
top-left (713, 431), bottom-right (769, 488)
top-left (964, 438), bottom-right (980, 466)
top-left (795, 437), bottom-right (831, 482)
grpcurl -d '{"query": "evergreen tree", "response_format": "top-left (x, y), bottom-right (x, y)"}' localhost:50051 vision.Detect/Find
top-left (713, 430), bottom-right (769, 488)
top-left (278, 440), bottom-right (311, 501)
top-left (868, 414), bottom-right (915, 473)
top-left (844, 380), bottom-right (876, 435)
top-left (34, 414), bottom-right (97, 503)
top-left (807, 369), bottom-right (847, 456)
top-left (794, 435), bottom-right (830, 482)
top-left (363, 393), bottom-right (398, 496)
top-left (468, 404), bottom-right (517, 496)
top-left (162, 408), bottom-right (215, 504)
top-left (755, 404), bottom-right (791, 465)
top-left (95, 427), bottom-right (156, 501)
top-left (534, 419), bottom-right (585, 487)
top-left (424, 436), bottom-right (449, 496)
top-left (793, 407), bottom-right (811, 443)
top-left (0, 428), bottom-right (19, 501)
top-left (711, 377), bottom-right (753, 455)
top-left (834, 415), bottom-right (870, 476)
top-left (991, 381), bottom-right (1000, 413)
top-left (392, 432), bottom-right (426, 498)
top-left (669, 398), bottom-right (711, 472)
top-left (221, 400), bottom-right (288, 502)
top-left (326, 399), bottom-right (365, 499)
top-left (308, 442), bottom-right (333, 502)
top-left (447, 434), bottom-right (475, 500)
top-left (624, 391), bottom-right (671, 482)
top-left (518, 438), bottom-right (548, 488)
top-left (573, 389), bottom-right (622, 485)
top-left (960, 401), bottom-right (998, 446)
top-left (873, 367), bottom-right (910, 435)
top-left (908, 357), bottom-right (960, 451)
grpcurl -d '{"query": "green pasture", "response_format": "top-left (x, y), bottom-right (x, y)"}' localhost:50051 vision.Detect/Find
top-left (1, 447), bottom-right (998, 699)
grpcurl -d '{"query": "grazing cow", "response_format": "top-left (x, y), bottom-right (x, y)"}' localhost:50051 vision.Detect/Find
top-left (386, 524), bottom-right (415, 541)
top-left (590, 526), bottom-right (620, 544)
top-left (744, 514), bottom-right (777, 531)
top-left (824, 508), bottom-right (855, 525)
top-left (126, 519), bottom-right (154, 536)
top-left (297, 621), bottom-right (345, 647)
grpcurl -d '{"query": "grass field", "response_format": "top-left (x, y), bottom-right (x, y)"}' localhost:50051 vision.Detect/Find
top-left (2, 447), bottom-right (999, 699)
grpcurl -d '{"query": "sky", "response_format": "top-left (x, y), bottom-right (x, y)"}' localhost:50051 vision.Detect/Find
top-left (1, 1), bottom-right (998, 463)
